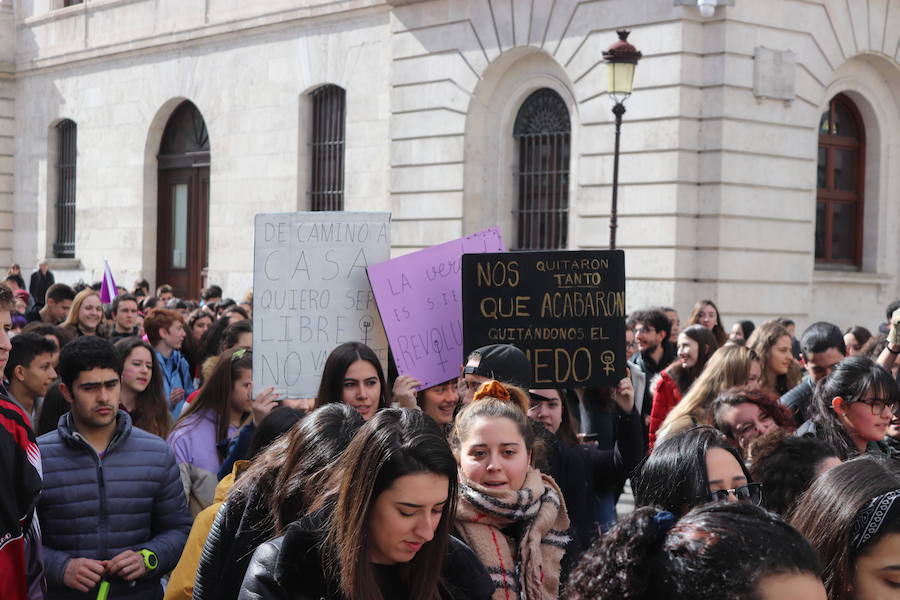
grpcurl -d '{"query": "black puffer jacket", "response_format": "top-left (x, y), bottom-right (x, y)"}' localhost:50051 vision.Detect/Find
top-left (238, 511), bottom-right (494, 600)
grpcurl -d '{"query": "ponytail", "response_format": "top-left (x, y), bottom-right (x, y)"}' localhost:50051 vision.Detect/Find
top-left (567, 507), bottom-right (673, 599)
top-left (568, 503), bottom-right (821, 600)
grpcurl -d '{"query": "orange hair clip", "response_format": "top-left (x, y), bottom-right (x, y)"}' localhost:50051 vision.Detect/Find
top-left (472, 380), bottom-right (510, 402)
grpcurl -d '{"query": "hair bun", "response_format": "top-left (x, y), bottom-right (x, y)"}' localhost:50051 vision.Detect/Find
top-left (473, 380), bottom-right (511, 403)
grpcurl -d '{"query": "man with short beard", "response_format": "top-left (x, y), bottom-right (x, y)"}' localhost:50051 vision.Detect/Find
top-left (36, 337), bottom-right (190, 600)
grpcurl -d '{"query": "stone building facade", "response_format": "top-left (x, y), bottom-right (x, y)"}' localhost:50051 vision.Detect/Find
top-left (6, 0), bottom-right (900, 331)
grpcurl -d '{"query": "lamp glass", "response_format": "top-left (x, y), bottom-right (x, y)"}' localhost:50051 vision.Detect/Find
top-left (607, 61), bottom-right (636, 105)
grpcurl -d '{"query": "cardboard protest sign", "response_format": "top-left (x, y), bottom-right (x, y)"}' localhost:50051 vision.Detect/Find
top-left (367, 228), bottom-right (505, 389)
top-left (462, 250), bottom-right (626, 387)
top-left (252, 211), bottom-right (390, 398)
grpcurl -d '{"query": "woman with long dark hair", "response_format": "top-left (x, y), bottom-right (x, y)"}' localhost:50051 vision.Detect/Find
top-left (168, 349), bottom-right (277, 512)
top-left (844, 325), bottom-right (873, 357)
top-left (191, 403), bottom-right (365, 600)
top-left (567, 503), bottom-right (824, 600)
top-left (114, 337), bottom-right (172, 438)
top-left (799, 356), bottom-right (898, 459)
top-left (648, 324), bottom-right (718, 448)
top-left (791, 457), bottom-right (900, 600)
top-left (240, 408), bottom-right (492, 599)
top-left (168, 406), bottom-right (305, 600)
top-left (314, 341), bottom-right (389, 420)
top-left (634, 425), bottom-right (760, 517)
top-left (188, 309), bottom-right (215, 342)
top-left (686, 299), bottom-right (728, 347)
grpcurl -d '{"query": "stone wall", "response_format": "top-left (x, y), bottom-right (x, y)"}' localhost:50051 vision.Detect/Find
top-left (388, 0), bottom-right (900, 332)
top-left (0, 0), bottom-right (13, 269)
top-left (10, 0), bottom-right (900, 333)
top-left (14, 0), bottom-right (391, 294)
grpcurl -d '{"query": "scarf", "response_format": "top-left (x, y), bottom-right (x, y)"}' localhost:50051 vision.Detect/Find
top-left (455, 468), bottom-right (570, 600)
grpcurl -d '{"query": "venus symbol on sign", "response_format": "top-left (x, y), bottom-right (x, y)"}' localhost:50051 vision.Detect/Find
top-left (433, 336), bottom-right (448, 371)
top-left (600, 350), bottom-right (616, 375)
top-left (359, 316), bottom-right (374, 346)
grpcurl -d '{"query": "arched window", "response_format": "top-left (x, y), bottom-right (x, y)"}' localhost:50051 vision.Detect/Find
top-left (513, 88), bottom-right (570, 250)
top-left (53, 119), bottom-right (77, 258)
top-left (309, 84), bottom-right (346, 211)
top-left (816, 94), bottom-right (865, 266)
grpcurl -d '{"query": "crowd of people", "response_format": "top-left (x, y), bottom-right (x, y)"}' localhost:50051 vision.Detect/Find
top-left (4, 266), bottom-right (900, 600)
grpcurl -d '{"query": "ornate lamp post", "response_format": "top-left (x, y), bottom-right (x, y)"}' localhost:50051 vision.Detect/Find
top-left (603, 30), bottom-right (642, 249)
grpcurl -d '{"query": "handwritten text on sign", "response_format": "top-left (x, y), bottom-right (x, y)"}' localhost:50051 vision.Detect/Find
top-left (367, 228), bottom-right (505, 389)
top-left (462, 250), bottom-right (626, 387)
top-left (252, 211), bottom-right (390, 398)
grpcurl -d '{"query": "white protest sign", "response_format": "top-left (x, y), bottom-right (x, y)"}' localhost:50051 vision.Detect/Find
top-left (252, 211), bottom-right (390, 398)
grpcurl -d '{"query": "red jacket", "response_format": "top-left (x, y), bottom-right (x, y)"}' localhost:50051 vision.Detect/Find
top-left (0, 397), bottom-right (42, 600)
top-left (649, 371), bottom-right (682, 450)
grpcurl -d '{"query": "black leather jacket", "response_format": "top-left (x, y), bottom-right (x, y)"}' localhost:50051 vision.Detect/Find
top-left (195, 480), bottom-right (276, 600)
top-left (238, 512), bottom-right (494, 600)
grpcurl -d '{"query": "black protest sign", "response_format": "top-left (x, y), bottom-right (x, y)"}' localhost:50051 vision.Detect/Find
top-left (462, 250), bottom-right (626, 387)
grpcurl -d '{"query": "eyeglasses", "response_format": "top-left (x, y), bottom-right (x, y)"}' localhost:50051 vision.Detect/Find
top-left (854, 397), bottom-right (897, 416)
top-left (708, 482), bottom-right (763, 505)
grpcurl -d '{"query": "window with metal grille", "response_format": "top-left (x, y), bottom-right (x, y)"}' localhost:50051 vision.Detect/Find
top-left (513, 88), bottom-right (571, 250)
top-left (815, 94), bottom-right (865, 267)
top-left (54, 119), bottom-right (77, 258)
top-left (309, 85), bottom-right (346, 211)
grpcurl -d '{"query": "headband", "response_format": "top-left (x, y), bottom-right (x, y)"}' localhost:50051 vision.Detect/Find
top-left (472, 380), bottom-right (511, 403)
top-left (850, 489), bottom-right (900, 551)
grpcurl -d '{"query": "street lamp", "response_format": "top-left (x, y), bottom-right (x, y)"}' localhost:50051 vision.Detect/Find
top-left (603, 30), bottom-right (641, 249)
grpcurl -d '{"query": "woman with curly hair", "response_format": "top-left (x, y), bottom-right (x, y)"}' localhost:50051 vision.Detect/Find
top-left (566, 503), bottom-right (824, 600)
top-left (711, 386), bottom-right (795, 458)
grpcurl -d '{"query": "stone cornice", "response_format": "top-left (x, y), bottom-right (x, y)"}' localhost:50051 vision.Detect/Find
top-left (16, 0), bottom-right (392, 74)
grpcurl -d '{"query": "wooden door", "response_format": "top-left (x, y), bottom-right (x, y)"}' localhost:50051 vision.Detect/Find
top-left (156, 166), bottom-right (209, 299)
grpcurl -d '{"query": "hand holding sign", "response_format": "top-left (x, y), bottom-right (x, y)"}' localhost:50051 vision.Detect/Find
top-left (392, 374), bottom-right (421, 408)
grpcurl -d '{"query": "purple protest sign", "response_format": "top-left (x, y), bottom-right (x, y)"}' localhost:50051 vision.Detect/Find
top-left (368, 228), bottom-right (505, 389)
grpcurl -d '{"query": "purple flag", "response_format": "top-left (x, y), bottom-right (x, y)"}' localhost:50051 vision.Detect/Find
top-left (100, 259), bottom-right (118, 304)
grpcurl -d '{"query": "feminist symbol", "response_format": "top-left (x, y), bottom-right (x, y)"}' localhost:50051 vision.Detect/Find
top-left (433, 335), bottom-right (448, 371)
top-left (359, 316), bottom-right (373, 346)
top-left (600, 351), bottom-right (616, 375)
